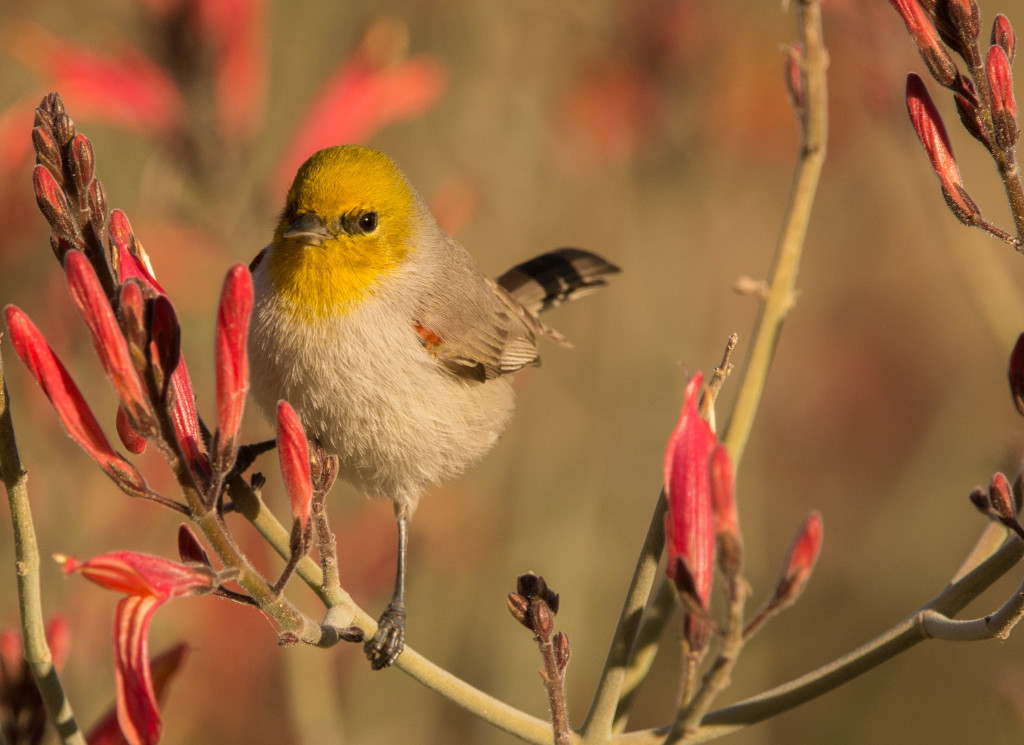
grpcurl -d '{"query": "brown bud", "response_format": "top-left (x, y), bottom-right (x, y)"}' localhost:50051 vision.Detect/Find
top-left (942, 182), bottom-right (982, 225)
top-left (954, 88), bottom-right (991, 148)
top-left (553, 631), bottom-right (570, 672)
top-left (969, 485), bottom-right (991, 515)
top-left (946, 0), bottom-right (982, 44)
top-left (69, 134), bottom-right (94, 206)
top-left (32, 126), bottom-right (60, 176)
top-left (1008, 333), bottom-right (1024, 416)
top-left (989, 472), bottom-right (1016, 523)
top-left (531, 600), bottom-right (554, 638)
top-left (178, 524), bottom-right (212, 566)
top-left (507, 593), bottom-right (531, 628)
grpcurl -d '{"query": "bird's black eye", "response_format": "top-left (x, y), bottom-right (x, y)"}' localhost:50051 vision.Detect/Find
top-left (357, 211), bottom-right (378, 233)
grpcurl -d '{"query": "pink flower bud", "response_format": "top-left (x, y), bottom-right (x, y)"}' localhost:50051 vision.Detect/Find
top-left (214, 265), bottom-right (253, 466)
top-left (277, 401), bottom-right (312, 535)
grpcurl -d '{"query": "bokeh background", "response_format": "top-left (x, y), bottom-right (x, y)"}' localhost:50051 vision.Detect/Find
top-left (3, 0), bottom-right (1024, 743)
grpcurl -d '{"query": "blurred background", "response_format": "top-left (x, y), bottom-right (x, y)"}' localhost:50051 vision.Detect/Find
top-left (3, 0), bottom-right (1024, 743)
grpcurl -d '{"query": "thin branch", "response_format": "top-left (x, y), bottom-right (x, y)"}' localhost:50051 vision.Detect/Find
top-left (612, 533), bottom-right (1024, 744)
top-left (227, 473), bottom-right (562, 743)
top-left (0, 347), bottom-right (86, 745)
top-left (722, 0), bottom-right (828, 469)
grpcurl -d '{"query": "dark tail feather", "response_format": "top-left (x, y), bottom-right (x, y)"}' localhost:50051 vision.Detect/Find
top-left (497, 248), bottom-right (620, 316)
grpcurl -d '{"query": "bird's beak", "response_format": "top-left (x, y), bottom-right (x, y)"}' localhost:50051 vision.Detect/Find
top-left (283, 213), bottom-right (332, 246)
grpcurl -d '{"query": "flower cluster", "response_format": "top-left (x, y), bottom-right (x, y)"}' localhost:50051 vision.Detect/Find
top-left (890, 0), bottom-right (1022, 244)
top-left (3, 94), bottom-right (326, 745)
top-left (662, 373), bottom-right (822, 656)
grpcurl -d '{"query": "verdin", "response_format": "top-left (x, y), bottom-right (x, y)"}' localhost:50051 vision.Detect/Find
top-left (249, 145), bottom-right (618, 668)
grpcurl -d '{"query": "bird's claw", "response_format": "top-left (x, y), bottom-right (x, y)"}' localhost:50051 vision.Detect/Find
top-left (364, 602), bottom-right (406, 670)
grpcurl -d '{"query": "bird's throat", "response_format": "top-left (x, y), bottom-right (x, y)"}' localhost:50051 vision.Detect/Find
top-left (268, 239), bottom-right (405, 320)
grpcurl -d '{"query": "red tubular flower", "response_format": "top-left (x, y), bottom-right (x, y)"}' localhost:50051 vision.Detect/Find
top-left (663, 373), bottom-right (716, 610)
top-left (62, 552), bottom-right (214, 745)
top-left (193, 0), bottom-right (267, 140)
top-left (272, 19), bottom-right (447, 194)
top-left (64, 250), bottom-right (152, 427)
top-left (86, 645), bottom-right (189, 745)
top-left (11, 24), bottom-right (185, 135)
top-left (5, 306), bottom-right (147, 497)
top-left (888, 0), bottom-right (959, 87)
top-left (905, 73), bottom-right (982, 223)
top-left (277, 401), bottom-right (312, 535)
top-left (214, 265), bottom-right (253, 466)
top-left (987, 45), bottom-right (1019, 150)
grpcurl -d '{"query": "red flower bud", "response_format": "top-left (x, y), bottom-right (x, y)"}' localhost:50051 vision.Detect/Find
top-left (710, 444), bottom-right (742, 575)
top-left (772, 511), bottom-right (823, 609)
top-left (987, 45), bottom-right (1019, 150)
top-left (992, 14), bottom-right (1016, 62)
top-left (5, 306), bottom-right (147, 497)
top-left (32, 164), bottom-right (77, 254)
top-left (277, 401), bottom-right (312, 536)
top-left (989, 472), bottom-right (1016, 524)
top-left (663, 373), bottom-right (716, 611)
top-left (906, 73), bottom-right (983, 224)
top-left (946, 0), bottom-right (981, 45)
top-left (889, 0), bottom-right (959, 87)
top-left (116, 405), bottom-right (148, 455)
top-left (214, 265), bottom-right (253, 467)
top-left (64, 250), bottom-right (152, 428)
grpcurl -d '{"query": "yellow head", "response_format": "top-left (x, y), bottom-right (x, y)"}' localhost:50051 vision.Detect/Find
top-left (269, 145), bottom-right (418, 320)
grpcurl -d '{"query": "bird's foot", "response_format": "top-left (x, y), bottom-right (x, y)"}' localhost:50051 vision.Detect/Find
top-left (364, 601), bottom-right (406, 670)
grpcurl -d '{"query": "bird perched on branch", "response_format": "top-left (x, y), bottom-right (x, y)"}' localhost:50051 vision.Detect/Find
top-left (249, 145), bottom-right (619, 668)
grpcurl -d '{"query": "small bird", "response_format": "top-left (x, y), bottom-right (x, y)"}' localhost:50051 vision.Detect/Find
top-left (249, 145), bottom-right (618, 668)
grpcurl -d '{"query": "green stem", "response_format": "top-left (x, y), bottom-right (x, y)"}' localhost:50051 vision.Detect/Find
top-left (228, 475), bottom-right (560, 742)
top-left (611, 533), bottom-right (1024, 744)
top-left (0, 347), bottom-right (86, 745)
top-left (579, 493), bottom-right (667, 743)
top-left (722, 0), bottom-right (828, 468)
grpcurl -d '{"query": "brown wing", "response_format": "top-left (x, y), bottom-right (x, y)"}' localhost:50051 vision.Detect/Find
top-left (412, 251), bottom-right (542, 383)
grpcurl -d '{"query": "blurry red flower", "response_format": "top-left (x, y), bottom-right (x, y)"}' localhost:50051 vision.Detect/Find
top-left (62, 553), bottom-right (213, 745)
